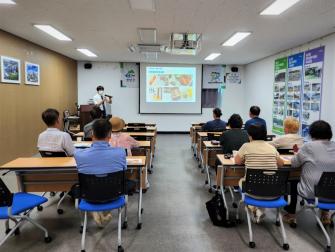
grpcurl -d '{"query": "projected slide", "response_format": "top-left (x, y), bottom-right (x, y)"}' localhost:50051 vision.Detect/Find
top-left (146, 66), bottom-right (196, 102)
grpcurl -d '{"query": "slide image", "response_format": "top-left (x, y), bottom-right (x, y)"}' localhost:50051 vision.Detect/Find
top-left (146, 66), bottom-right (196, 103)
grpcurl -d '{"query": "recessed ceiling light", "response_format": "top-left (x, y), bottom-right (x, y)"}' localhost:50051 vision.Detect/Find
top-left (222, 32), bottom-right (251, 47)
top-left (77, 49), bottom-right (97, 57)
top-left (34, 25), bottom-right (72, 41)
top-left (129, 0), bottom-right (155, 11)
top-left (260, 0), bottom-right (301, 15)
top-left (0, 0), bottom-right (16, 4)
top-left (205, 53), bottom-right (221, 61)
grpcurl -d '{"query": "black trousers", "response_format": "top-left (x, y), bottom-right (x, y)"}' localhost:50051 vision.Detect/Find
top-left (284, 180), bottom-right (299, 214)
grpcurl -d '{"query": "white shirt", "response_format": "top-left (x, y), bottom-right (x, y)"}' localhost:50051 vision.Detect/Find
top-left (37, 128), bottom-right (75, 156)
top-left (93, 93), bottom-right (104, 111)
top-left (269, 133), bottom-right (304, 149)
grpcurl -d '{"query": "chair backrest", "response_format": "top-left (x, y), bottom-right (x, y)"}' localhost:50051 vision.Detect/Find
top-left (127, 127), bottom-right (147, 132)
top-left (315, 172), bottom-right (335, 200)
top-left (131, 147), bottom-right (147, 156)
top-left (207, 133), bottom-right (221, 141)
top-left (132, 135), bottom-right (148, 141)
top-left (127, 123), bottom-right (146, 127)
top-left (40, 151), bottom-right (67, 157)
top-left (83, 137), bottom-right (92, 141)
top-left (265, 135), bottom-right (276, 141)
top-left (0, 178), bottom-right (13, 207)
top-left (244, 169), bottom-right (289, 197)
top-left (78, 170), bottom-right (126, 203)
top-left (277, 148), bottom-right (294, 155)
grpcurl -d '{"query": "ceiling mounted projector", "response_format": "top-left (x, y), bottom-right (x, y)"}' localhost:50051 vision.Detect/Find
top-left (167, 33), bottom-right (201, 55)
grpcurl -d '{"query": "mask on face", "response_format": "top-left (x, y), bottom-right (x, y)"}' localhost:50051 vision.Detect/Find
top-left (98, 90), bottom-right (104, 95)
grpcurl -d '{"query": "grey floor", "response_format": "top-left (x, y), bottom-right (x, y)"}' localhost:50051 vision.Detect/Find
top-left (0, 134), bottom-right (333, 251)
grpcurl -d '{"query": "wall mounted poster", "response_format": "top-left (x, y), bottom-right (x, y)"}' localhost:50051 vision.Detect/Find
top-left (203, 64), bottom-right (225, 89)
top-left (301, 46), bottom-right (324, 138)
top-left (25, 62), bottom-right (40, 85)
top-left (120, 62), bottom-right (139, 88)
top-left (1, 56), bottom-right (21, 84)
top-left (272, 57), bottom-right (287, 134)
top-left (286, 53), bottom-right (304, 124)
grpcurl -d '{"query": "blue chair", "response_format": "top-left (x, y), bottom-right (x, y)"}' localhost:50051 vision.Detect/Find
top-left (0, 177), bottom-right (52, 247)
top-left (78, 170), bottom-right (126, 252)
top-left (299, 172), bottom-right (335, 252)
top-left (238, 169), bottom-right (290, 250)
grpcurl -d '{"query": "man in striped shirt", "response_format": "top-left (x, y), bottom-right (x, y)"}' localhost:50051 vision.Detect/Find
top-left (235, 124), bottom-right (284, 223)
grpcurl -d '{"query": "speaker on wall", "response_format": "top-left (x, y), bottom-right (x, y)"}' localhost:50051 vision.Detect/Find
top-left (231, 66), bottom-right (238, 72)
top-left (84, 63), bottom-right (92, 69)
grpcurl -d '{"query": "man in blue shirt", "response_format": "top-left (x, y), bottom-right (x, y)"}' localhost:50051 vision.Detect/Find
top-left (244, 106), bottom-right (267, 132)
top-left (75, 119), bottom-right (126, 175)
top-left (202, 108), bottom-right (227, 131)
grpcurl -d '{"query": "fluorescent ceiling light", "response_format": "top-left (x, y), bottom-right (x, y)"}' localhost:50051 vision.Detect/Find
top-left (77, 49), bottom-right (97, 57)
top-left (205, 53), bottom-right (221, 61)
top-left (34, 25), bottom-right (72, 41)
top-left (129, 0), bottom-right (155, 11)
top-left (222, 32), bottom-right (251, 47)
top-left (0, 0), bottom-right (16, 4)
top-left (260, 0), bottom-right (301, 15)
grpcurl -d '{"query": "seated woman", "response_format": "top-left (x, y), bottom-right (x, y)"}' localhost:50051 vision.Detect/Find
top-left (235, 124), bottom-right (284, 223)
top-left (109, 117), bottom-right (139, 155)
top-left (220, 114), bottom-right (249, 154)
top-left (283, 120), bottom-right (335, 226)
top-left (269, 117), bottom-right (304, 149)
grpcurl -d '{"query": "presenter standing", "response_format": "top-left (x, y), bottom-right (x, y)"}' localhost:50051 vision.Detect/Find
top-left (93, 85), bottom-right (112, 118)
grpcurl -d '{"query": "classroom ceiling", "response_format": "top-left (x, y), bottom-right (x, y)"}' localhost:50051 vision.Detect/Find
top-left (0, 0), bottom-right (335, 64)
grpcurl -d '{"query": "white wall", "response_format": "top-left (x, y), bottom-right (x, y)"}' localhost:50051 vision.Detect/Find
top-left (77, 62), bottom-right (246, 131)
top-left (244, 33), bottom-right (335, 134)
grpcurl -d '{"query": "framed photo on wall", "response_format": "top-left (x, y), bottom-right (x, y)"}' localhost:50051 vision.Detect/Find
top-left (25, 62), bottom-right (40, 85)
top-left (1, 56), bottom-right (21, 84)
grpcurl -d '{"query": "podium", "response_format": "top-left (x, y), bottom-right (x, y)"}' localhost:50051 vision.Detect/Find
top-left (79, 105), bottom-right (95, 130)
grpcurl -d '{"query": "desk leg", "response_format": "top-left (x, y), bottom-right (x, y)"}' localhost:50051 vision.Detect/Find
top-left (16, 171), bottom-right (24, 192)
top-left (137, 166), bottom-right (143, 230)
top-left (205, 148), bottom-right (211, 189)
top-left (219, 165), bottom-right (230, 221)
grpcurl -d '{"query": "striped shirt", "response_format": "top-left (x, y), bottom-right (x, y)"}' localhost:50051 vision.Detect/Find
top-left (238, 141), bottom-right (279, 169)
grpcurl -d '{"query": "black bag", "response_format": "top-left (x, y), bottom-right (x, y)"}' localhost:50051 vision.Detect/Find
top-left (206, 193), bottom-right (235, 227)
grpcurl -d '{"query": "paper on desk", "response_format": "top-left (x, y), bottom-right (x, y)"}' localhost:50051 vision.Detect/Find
top-left (74, 143), bottom-right (91, 148)
top-left (281, 156), bottom-right (293, 161)
top-left (128, 159), bottom-right (143, 165)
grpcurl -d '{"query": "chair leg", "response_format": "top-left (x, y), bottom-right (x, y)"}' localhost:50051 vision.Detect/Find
top-left (81, 211), bottom-right (88, 251)
top-left (0, 220), bottom-right (22, 247)
top-left (245, 206), bottom-right (255, 248)
top-left (57, 191), bottom-right (70, 214)
top-left (118, 208), bottom-right (124, 252)
top-left (278, 211), bottom-right (289, 249)
top-left (122, 196), bottom-right (128, 229)
top-left (313, 209), bottom-right (331, 249)
top-left (20, 215), bottom-right (51, 242)
top-left (236, 200), bottom-right (242, 223)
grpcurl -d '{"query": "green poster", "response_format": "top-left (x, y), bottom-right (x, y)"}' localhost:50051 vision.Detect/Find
top-left (272, 57), bottom-right (287, 134)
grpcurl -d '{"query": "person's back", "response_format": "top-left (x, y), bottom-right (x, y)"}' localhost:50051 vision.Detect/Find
top-left (202, 107), bottom-right (226, 131)
top-left (37, 108), bottom-right (75, 156)
top-left (83, 106), bottom-right (103, 139)
top-left (220, 114), bottom-right (249, 154)
top-left (245, 105), bottom-right (267, 131)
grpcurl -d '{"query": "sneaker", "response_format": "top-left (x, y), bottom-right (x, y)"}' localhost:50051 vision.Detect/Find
top-left (282, 213), bottom-right (296, 225)
top-left (255, 208), bottom-right (265, 224)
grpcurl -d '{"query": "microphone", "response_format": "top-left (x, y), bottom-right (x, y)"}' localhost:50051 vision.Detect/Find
top-left (105, 94), bottom-right (112, 98)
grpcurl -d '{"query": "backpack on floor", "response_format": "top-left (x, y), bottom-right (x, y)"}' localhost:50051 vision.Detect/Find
top-left (206, 193), bottom-right (235, 227)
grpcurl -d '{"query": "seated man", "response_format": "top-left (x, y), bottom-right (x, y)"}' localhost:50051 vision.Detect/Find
top-left (283, 120), bottom-right (335, 226)
top-left (269, 117), bottom-right (304, 149)
top-left (75, 119), bottom-right (126, 227)
top-left (202, 108), bottom-right (227, 131)
top-left (109, 117), bottom-right (139, 156)
top-left (38, 108), bottom-right (75, 156)
top-left (220, 114), bottom-right (249, 154)
top-left (244, 106), bottom-right (267, 132)
top-left (235, 124), bottom-right (284, 223)
top-left (83, 106), bottom-right (102, 139)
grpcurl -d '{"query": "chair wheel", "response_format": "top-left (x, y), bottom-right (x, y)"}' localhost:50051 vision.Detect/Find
top-left (118, 245), bottom-right (124, 252)
top-left (249, 241), bottom-right (256, 248)
top-left (205, 180), bottom-right (208, 185)
top-left (198, 164), bottom-right (202, 168)
top-left (137, 223), bottom-right (142, 230)
top-left (79, 226), bottom-right (83, 234)
top-left (122, 222), bottom-right (128, 229)
top-left (5, 228), bottom-right (11, 235)
top-left (44, 236), bottom-right (52, 243)
top-left (57, 209), bottom-right (64, 214)
top-left (325, 246), bottom-right (331, 252)
top-left (141, 208), bottom-right (144, 214)
top-left (275, 221), bottom-right (280, 226)
top-left (208, 188), bottom-right (213, 193)
top-left (193, 153), bottom-right (196, 157)
top-left (59, 192), bottom-right (65, 198)
top-left (50, 192), bottom-right (56, 197)
top-left (290, 222), bottom-right (297, 228)
top-left (330, 221), bottom-right (334, 228)
top-left (148, 169), bottom-right (153, 174)
top-left (151, 165), bottom-right (153, 168)
top-left (232, 203), bottom-right (238, 208)
top-left (299, 200), bottom-right (305, 206)
top-left (283, 243), bottom-right (289, 250)
top-left (14, 228), bottom-right (20, 235)
top-left (37, 205), bottom-right (43, 211)
top-left (81, 250), bottom-right (86, 252)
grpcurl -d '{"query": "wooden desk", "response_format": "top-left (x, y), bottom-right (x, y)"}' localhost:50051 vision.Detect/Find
top-left (202, 141), bottom-right (222, 189)
top-left (196, 132), bottom-right (223, 168)
top-left (1, 156), bottom-right (146, 228)
top-left (124, 126), bottom-right (157, 132)
top-left (190, 126), bottom-right (202, 156)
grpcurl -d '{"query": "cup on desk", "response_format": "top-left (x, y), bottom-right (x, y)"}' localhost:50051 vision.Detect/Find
top-left (232, 150), bottom-right (238, 158)
top-left (76, 137), bottom-right (82, 142)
